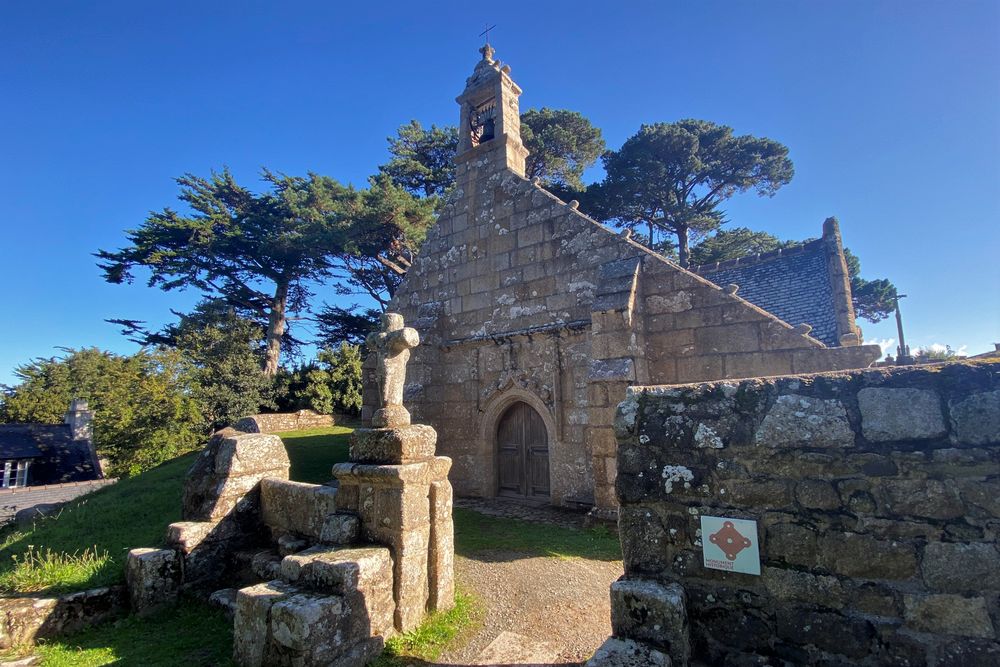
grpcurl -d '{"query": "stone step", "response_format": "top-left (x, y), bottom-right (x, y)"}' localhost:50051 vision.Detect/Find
top-left (208, 587), bottom-right (238, 620)
top-left (280, 545), bottom-right (393, 597)
top-left (473, 631), bottom-right (563, 666)
top-left (233, 580), bottom-right (383, 667)
top-left (250, 549), bottom-right (283, 581)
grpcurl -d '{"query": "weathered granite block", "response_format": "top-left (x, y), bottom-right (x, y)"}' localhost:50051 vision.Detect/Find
top-left (754, 394), bottom-right (854, 448)
top-left (319, 513), bottom-right (360, 545)
top-left (585, 638), bottom-right (672, 667)
top-left (125, 548), bottom-right (181, 615)
top-left (858, 388), bottom-right (947, 442)
top-left (610, 579), bottom-right (690, 665)
top-left (0, 586), bottom-right (126, 649)
top-left (183, 432), bottom-right (290, 523)
top-left (921, 542), bottom-right (1000, 593)
top-left (428, 477), bottom-right (455, 612)
top-left (349, 424), bottom-right (437, 464)
top-left (234, 580), bottom-right (296, 666)
top-left (950, 389), bottom-right (1000, 445)
top-left (280, 546), bottom-right (395, 638)
top-left (260, 479), bottom-right (340, 542)
top-left (903, 594), bottom-right (996, 638)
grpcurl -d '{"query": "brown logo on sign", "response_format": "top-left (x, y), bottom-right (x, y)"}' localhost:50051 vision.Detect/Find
top-left (709, 521), bottom-right (752, 561)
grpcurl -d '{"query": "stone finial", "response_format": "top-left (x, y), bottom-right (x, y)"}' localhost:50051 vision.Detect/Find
top-left (479, 43), bottom-right (495, 63)
top-left (723, 284), bottom-right (740, 295)
top-left (840, 332), bottom-right (861, 347)
top-left (366, 312), bottom-right (420, 428)
top-left (568, 200), bottom-right (579, 210)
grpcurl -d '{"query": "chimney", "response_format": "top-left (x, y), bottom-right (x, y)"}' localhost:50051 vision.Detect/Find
top-left (64, 399), bottom-right (94, 441)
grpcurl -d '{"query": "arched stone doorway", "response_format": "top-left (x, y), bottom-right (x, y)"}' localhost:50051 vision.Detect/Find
top-left (495, 401), bottom-right (550, 501)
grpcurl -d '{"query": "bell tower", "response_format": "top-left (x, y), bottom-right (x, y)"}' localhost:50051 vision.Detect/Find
top-left (455, 43), bottom-right (529, 179)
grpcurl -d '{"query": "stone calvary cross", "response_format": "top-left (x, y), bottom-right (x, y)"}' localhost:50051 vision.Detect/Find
top-left (366, 312), bottom-right (420, 428)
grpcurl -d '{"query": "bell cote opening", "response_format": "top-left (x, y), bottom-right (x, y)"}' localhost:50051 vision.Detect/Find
top-left (454, 43), bottom-right (528, 177)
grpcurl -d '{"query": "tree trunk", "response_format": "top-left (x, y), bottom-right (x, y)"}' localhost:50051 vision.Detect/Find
top-left (648, 222), bottom-right (655, 249)
top-left (263, 281), bottom-right (289, 376)
top-left (678, 226), bottom-right (690, 268)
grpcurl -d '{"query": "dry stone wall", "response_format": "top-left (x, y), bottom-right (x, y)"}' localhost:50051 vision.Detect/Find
top-left (234, 410), bottom-right (334, 434)
top-left (606, 360), bottom-right (1000, 665)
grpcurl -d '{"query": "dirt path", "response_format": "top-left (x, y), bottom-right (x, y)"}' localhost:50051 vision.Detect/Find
top-left (437, 550), bottom-right (624, 665)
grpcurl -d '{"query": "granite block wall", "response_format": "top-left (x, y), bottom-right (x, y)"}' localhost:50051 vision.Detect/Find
top-left (234, 410), bottom-right (334, 434)
top-left (612, 360), bottom-right (1000, 665)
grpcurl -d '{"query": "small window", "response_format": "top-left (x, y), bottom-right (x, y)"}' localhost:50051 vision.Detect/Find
top-left (2, 460), bottom-right (29, 488)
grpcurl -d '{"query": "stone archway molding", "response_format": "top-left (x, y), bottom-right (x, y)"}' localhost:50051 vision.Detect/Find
top-left (477, 386), bottom-right (557, 499)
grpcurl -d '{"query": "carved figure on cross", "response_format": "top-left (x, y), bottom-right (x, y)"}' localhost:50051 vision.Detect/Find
top-left (366, 312), bottom-right (420, 428)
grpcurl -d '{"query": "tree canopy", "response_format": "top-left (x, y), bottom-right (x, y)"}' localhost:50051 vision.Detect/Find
top-left (379, 121), bottom-right (459, 200)
top-left (0, 348), bottom-right (205, 476)
top-left (688, 227), bottom-right (800, 266)
top-left (379, 108), bottom-right (605, 197)
top-left (520, 108), bottom-right (605, 190)
top-left (843, 248), bottom-right (898, 323)
top-left (592, 120), bottom-right (794, 267)
top-left (97, 170), bottom-right (433, 375)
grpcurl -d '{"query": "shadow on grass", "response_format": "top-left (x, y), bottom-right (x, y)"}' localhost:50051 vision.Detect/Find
top-left (33, 598), bottom-right (235, 666)
top-left (454, 508), bottom-right (622, 563)
top-left (280, 426), bottom-right (353, 484)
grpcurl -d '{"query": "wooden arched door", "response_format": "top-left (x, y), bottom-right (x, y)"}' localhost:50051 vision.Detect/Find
top-left (495, 401), bottom-right (550, 500)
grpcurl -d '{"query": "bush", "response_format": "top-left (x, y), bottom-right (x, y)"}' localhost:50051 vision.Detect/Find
top-left (0, 348), bottom-right (207, 477)
top-left (280, 343), bottom-right (363, 416)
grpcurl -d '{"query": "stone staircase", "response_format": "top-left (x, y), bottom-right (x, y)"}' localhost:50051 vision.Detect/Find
top-left (229, 544), bottom-right (396, 666)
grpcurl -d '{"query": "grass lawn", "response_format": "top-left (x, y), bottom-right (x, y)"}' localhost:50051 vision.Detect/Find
top-left (0, 426), bottom-right (351, 596)
top-left (455, 507), bottom-right (621, 561)
top-left (279, 425), bottom-right (353, 483)
top-left (32, 600), bottom-right (234, 666)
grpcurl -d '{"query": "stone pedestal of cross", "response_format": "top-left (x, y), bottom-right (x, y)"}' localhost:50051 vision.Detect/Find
top-left (336, 311), bottom-right (455, 631)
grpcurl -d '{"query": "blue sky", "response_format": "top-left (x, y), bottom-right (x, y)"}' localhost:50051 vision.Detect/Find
top-left (1, 0), bottom-right (997, 384)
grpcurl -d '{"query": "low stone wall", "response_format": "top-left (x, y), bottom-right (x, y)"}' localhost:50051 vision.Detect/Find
top-left (234, 410), bottom-right (334, 434)
top-left (0, 479), bottom-right (118, 525)
top-left (604, 360), bottom-right (999, 665)
top-left (0, 586), bottom-right (126, 649)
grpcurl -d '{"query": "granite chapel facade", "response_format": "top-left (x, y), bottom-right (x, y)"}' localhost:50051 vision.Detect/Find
top-left (363, 45), bottom-right (881, 518)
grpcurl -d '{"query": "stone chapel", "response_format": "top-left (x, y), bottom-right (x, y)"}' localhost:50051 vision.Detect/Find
top-left (363, 44), bottom-right (882, 520)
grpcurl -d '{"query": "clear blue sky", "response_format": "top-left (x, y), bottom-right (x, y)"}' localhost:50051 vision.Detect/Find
top-left (1, 0), bottom-right (998, 384)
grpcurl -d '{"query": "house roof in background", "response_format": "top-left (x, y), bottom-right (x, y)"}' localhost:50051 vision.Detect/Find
top-left (0, 423), bottom-right (98, 483)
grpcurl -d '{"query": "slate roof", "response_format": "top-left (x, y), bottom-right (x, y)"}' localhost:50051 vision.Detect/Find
top-left (691, 239), bottom-right (840, 347)
top-left (0, 424), bottom-right (100, 485)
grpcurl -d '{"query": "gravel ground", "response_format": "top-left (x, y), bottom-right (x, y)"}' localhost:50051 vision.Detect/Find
top-left (437, 550), bottom-right (624, 666)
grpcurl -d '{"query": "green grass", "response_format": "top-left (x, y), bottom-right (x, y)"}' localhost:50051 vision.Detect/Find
top-left (373, 589), bottom-right (483, 666)
top-left (280, 425), bottom-right (352, 483)
top-left (0, 453), bottom-right (193, 594)
top-left (454, 507), bottom-right (622, 561)
top-left (32, 599), bottom-right (234, 666)
top-left (0, 546), bottom-right (111, 595)
top-left (0, 426), bottom-right (352, 596)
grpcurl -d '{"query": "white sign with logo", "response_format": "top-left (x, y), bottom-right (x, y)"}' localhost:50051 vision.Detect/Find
top-left (700, 515), bottom-right (761, 575)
